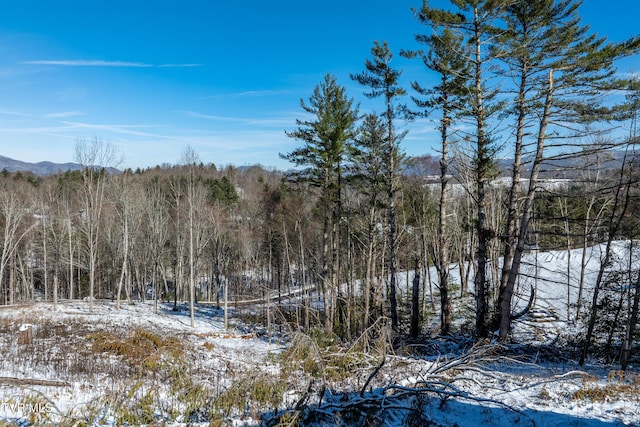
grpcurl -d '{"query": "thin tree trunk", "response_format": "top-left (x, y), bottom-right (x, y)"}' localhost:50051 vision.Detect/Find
top-left (499, 69), bottom-right (554, 341)
top-left (331, 172), bottom-right (341, 334)
top-left (266, 284), bottom-right (271, 344)
top-left (387, 98), bottom-right (398, 332)
top-left (296, 220), bottom-right (309, 331)
top-left (473, 4), bottom-right (491, 338)
top-left (116, 214), bottom-right (129, 310)
top-left (330, 219), bottom-right (338, 334)
top-left (189, 184), bottom-right (195, 328)
top-left (42, 214), bottom-right (48, 303)
top-left (438, 108), bottom-right (452, 335)
top-left (53, 270), bottom-right (58, 311)
top-left (498, 68), bottom-right (528, 327)
top-left (68, 218), bottom-right (74, 301)
top-left (321, 204), bottom-right (332, 333)
top-left (154, 260), bottom-right (158, 314)
top-left (224, 275), bottom-right (229, 329)
top-left (410, 258), bottom-right (421, 338)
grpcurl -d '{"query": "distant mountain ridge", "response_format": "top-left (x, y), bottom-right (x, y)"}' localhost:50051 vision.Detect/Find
top-left (0, 155), bottom-right (119, 176)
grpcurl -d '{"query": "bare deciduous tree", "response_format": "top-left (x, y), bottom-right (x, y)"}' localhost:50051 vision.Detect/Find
top-left (74, 137), bottom-right (121, 312)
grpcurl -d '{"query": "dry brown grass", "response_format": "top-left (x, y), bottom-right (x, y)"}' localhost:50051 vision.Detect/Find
top-left (572, 371), bottom-right (640, 403)
top-left (87, 328), bottom-right (185, 375)
top-left (0, 303), bottom-right (285, 425)
top-left (0, 311), bottom-right (188, 383)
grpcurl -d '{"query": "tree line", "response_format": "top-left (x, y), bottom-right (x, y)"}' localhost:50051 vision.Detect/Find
top-left (1, 0), bottom-right (640, 366)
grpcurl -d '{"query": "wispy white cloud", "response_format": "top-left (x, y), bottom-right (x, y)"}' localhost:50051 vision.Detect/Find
top-left (204, 89), bottom-right (290, 99)
top-left (0, 110), bottom-right (29, 117)
top-left (0, 122), bottom-right (172, 151)
top-left (61, 121), bottom-right (172, 138)
top-left (44, 111), bottom-right (85, 118)
top-left (21, 60), bottom-right (201, 68)
top-left (177, 110), bottom-right (294, 127)
top-left (238, 90), bottom-right (281, 96)
top-left (22, 60), bottom-right (151, 67)
top-left (209, 89), bottom-right (291, 99)
top-left (179, 111), bottom-right (240, 121)
top-left (158, 63), bottom-right (202, 68)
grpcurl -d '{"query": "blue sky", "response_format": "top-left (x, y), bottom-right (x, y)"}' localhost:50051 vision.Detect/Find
top-left (0, 1), bottom-right (638, 170)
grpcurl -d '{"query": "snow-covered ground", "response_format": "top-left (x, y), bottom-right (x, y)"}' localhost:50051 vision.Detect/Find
top-left (0, 242), bottom-right (638, 426)
top-left (0, 301), bottom-right (283, 425)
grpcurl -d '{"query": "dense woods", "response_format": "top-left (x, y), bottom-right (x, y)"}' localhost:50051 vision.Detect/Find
top-left (2, 0), bottom-right (640, 368)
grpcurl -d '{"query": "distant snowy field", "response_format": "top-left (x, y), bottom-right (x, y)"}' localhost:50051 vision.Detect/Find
top-left (0, 242), bottom-right (638, 426)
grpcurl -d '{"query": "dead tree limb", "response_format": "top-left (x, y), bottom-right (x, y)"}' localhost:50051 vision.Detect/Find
top-left (360, 355), bottom-right (386, 397)
top-left (0, 377), bottom-right (71, 387)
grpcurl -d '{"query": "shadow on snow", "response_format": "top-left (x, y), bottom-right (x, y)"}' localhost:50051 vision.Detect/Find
top-left (262, 389), bottom-right (631, 427)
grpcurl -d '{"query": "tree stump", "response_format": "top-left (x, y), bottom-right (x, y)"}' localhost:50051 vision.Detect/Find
top-left (17, 324), bottom-right (33, 345)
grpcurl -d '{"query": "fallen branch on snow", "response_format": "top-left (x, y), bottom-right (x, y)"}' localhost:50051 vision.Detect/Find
top-left (0, 376), bottom-right (71, 387)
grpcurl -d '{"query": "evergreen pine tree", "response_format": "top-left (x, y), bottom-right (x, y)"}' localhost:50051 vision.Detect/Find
top-left (351, 40), bottom-right (406, 331)
top-left (281, 74), bottom-right (358, 333)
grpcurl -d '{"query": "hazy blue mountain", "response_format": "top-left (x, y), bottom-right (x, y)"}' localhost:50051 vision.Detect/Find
top-left (0, 155), bottom-right (120, 176)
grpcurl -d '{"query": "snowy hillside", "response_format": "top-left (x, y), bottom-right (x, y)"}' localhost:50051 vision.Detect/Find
top-left (0, 242), bottom-right (638, 426)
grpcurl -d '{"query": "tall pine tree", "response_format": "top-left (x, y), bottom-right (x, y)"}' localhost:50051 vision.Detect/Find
top-left (351, 40), bottom-right (406, 331)
top-left (351, 113), bottom-right (389, 329)
top-left (281, 74), bottom-right (358, 334)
